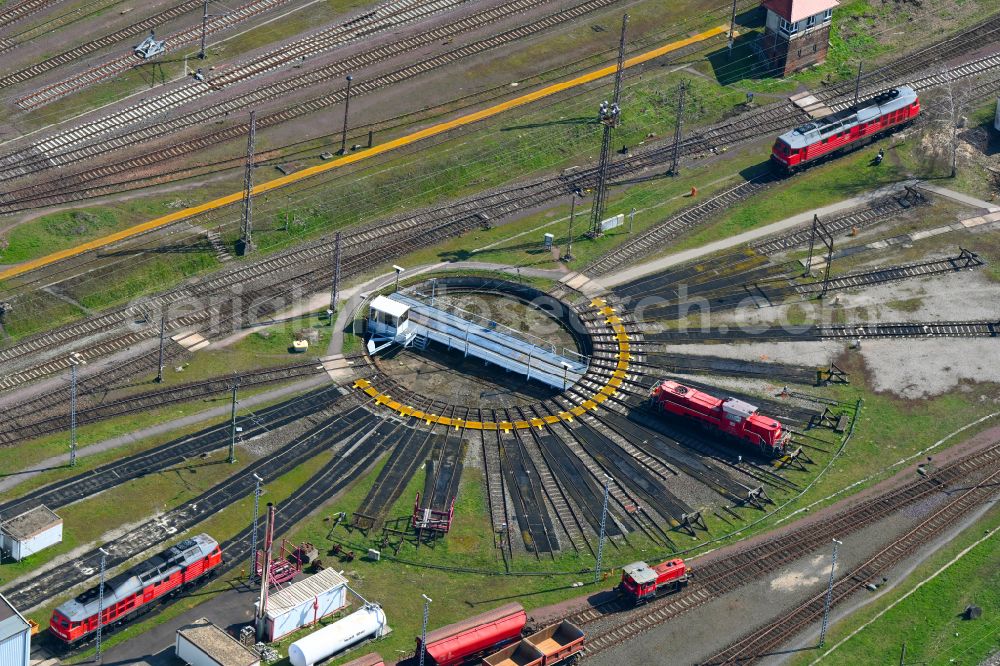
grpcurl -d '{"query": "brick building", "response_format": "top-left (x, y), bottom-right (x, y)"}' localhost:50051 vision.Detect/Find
top-left (760, 0), bottom-right (839, 76)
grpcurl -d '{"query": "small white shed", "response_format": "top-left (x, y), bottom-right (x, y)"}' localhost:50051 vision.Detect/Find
top-left (0, 505), bottom-right (62, 562)
top-left (176, 618), bottom-right (260, 666)
top-left (257, 568), bottom-right (349, 641)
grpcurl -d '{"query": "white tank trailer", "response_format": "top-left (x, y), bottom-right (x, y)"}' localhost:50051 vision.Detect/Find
top-left (288, 604), bottom-right (388, 666)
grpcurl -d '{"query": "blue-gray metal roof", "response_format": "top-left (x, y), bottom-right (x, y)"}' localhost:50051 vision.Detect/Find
top-left (0, 593), bottom-right (29, 643)
top-left (778, 86), bottom-right (917, 149)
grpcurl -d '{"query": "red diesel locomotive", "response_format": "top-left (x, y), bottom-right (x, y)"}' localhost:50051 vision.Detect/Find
top-left (772, 86), bottom-right (919, 171)
top-left (618, 558), bottom-right (689, 605)
top-left (650, 380), bottom-right (790, 456)
top-left (50, 534), bottom-right (223, 644)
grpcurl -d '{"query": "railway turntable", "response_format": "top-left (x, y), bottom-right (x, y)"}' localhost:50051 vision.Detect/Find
top-left (350, 276), bottom-right (834, 557)
top-left (366, 292), bottom-right (588, 390)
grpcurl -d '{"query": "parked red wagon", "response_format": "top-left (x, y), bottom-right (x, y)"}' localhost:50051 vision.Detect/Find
top-left (417, 603), bottom-right (527, 666)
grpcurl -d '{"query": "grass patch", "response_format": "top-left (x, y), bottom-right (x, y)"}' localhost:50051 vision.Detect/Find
top-left (789, 504), bottom-right (1000, 666)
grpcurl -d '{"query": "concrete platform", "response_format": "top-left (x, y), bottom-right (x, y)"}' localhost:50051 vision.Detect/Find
top-left (790, 90), bottom-right (833, 119)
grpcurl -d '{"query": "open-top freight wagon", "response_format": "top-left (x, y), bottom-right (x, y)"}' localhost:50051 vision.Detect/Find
top-left (482, 620), bottom-right (584, 666)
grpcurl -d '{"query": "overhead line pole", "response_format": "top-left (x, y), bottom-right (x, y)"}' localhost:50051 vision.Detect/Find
top-left (819, 538), bottom-right (842, 647)
top-left (727, 0), bottom-right (738, 57)
top-left (238, 110), bottom-right (256, 256)
top-left (669, 80), bottom-right (686, 176)
top-left (587, 14), bottom-right (628, 238)
top-left (199, 0), bottom-right (209, 59)
top-left (339, 75), bottom-right (354, 155)
top-left (853, 61), bottom-right (863, 109)
top-left (564, 194), bottom-right (576, 261)
top-left (330, 231), bottom-right (342, 317)
top-left (595, 474), bottom-right (611, 583)
top-left (155, 313), bottom-right (166, 383)
top-left (228, 378), bottom-right (239, 464)
top-left (96, 547), bottom-right (109, 661)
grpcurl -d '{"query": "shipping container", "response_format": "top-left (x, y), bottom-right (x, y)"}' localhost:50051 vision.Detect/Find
top-left (257, 568), bottom-right (348, 641)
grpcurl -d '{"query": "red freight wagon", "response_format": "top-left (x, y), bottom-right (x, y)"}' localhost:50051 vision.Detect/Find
top-left (619, 559), bottom-right (689, 605)
top-left (418, 602), bottom-right (527, 666)
top-left (650, 380), bottom-right (789, 456)
top-left (482, 620), bottom-right (585, 666)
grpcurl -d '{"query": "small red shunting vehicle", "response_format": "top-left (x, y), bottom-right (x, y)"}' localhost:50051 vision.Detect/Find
top-left (618, 559), bottom-right (689, 605)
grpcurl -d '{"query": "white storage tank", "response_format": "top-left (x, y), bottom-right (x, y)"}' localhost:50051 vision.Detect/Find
top-left (288, 604), bottom-right (388, 666)
top-left (0, 593), bottom-right (31, 666)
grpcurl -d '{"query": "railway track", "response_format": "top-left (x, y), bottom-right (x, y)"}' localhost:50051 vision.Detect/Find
top-left (0, 0), bottom-right (126, 55)
top-left (584, 176), bottom-right (780, 277)
top-left (644, 318), bottom-right (1000, 343)
top-left (751, 186), bottom-right (928, 255)
top-left (0, 0), bottom-right (203, 89)
top-left (3, 25), bottom-right (996, 401)
top-left (0, 385), bottom-right (344, 519)
top-left (0, 361), bottom-right (326, 445)
top-left (817, 12), bottom-right (1000, 107)
top-left (577, 437), bottom-right (1000, 658)
top-left (0, 0), bottom-right (61, 30)
top-left (14, 0), bottom-right (294, 110)
top-left (0, 0), bottom-right (640, 206)
top-left (0, 0), bottom-right (478, 171)
top-left (706, 464), bottom-right (1000, 664)
top-left (791, 247), bottom-right (984, 296)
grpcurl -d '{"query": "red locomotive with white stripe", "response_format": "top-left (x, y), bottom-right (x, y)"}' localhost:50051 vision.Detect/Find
top-left (771, 86), bottom-right (919, 171)
top-left (49, 534), bottom-right (223, 644)
top-left (650, 380), bottom-right (790, 456)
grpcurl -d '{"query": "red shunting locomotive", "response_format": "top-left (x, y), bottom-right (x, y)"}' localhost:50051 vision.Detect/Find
top-left (619, 559), bottom-right (689, 605)
top-left (771, 86), bottom-right (919, 171)
top-left (650, 380), bottom-right (790, 456)
top-left (49, 534), bottom-right (223, 644)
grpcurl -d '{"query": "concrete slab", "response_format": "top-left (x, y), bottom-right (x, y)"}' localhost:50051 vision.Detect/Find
top-left (917, 183), bottom-right (1000, 212)
top-left (909, 226), bottom-right (952, 241)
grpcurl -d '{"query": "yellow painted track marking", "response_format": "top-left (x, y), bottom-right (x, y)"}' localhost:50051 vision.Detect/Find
top-left (0, 24), bottom-right (726, 283)
top-left (355, 299), bottom-right (632, 429)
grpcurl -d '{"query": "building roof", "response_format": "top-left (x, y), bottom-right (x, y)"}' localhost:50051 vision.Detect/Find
top-left (763, 0), bottom-right (839, 23)
top-left (176, 618), bottom-right (260, 666)
top-left (369, 295), bottom-right (410, 319)
top-left (1, 505), bottom-right (61, 541)
top-left (265, 568), bottom-right (348, 619)
top-left (0, 593), bottom-right (30, 644)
